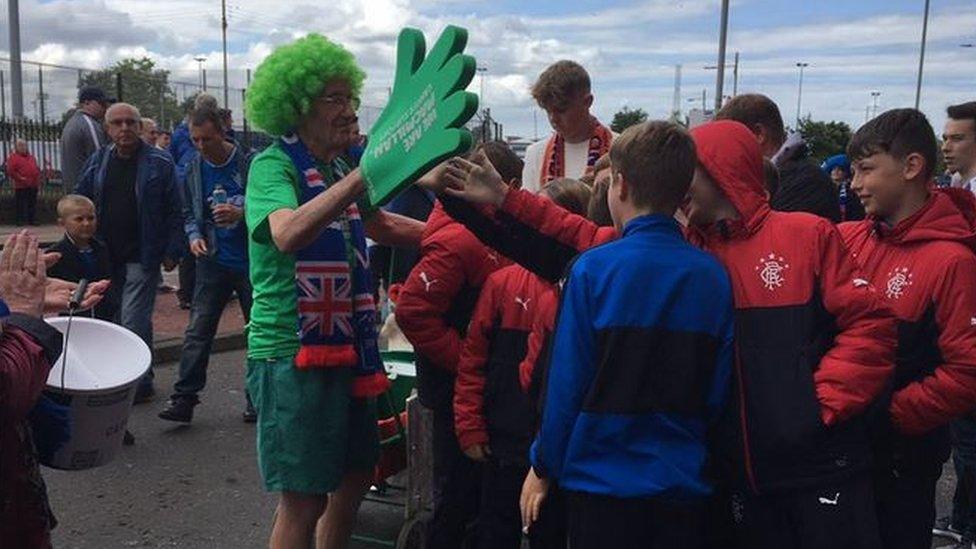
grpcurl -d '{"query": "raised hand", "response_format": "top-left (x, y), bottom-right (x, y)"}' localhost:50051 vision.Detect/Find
top-left (361, 26), bottom-right (479, 208)
top-left (443, 150), bottom-right (509, 207)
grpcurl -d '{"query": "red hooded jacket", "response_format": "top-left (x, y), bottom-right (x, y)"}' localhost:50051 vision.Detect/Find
top-left (396, 202), bottom-right (509, 409)
top-left (439, 120), bottom-right (896, 493)
top-left (453, 265), bottom-right (556, 455)
top-left (839, 188), bottom-right (976, 448)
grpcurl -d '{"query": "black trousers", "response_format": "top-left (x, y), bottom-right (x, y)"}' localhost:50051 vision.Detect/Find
top-left (177, 256), bottom-right (196, 304)
top-left (731, 474), bottom-right (881, 549)
top-left (875, 460), bottom-right (943, 549)
top-left (566, 490), bottom-right (706, 549)
top-left (425, 404), bottom-right (480, 549)
top-left (528, 482), bottom-right (567, 549)
top-left (476, 457), bottom-right (527, 549)
top-left (14, 188), bottom-right (37, 225)
top-left (952, 417), bottom-right (976, 539)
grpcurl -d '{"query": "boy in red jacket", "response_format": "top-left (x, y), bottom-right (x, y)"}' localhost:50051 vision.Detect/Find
top-left (454, 179), bottom-right (589, 549)
top-left (396, 141), bottom-right (522, 549)
top-left (839, 108), bottom-right (976, 549)
top-left (440, 119), bottom-right (897, 548)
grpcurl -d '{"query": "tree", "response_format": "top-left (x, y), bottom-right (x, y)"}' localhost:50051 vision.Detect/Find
top-left (797, 117), bottom-right (852, 164)
top-left (69, 57), bottom-right (183, 130)
top-left (611, 106), bottom-right (648, 133)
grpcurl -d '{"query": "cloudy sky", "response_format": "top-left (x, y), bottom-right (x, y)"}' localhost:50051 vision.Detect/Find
top-left (2, 0), bottom-right (975, 138)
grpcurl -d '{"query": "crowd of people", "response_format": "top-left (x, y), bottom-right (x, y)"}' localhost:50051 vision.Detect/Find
top-left (3, 27), bottom-right (976, 549)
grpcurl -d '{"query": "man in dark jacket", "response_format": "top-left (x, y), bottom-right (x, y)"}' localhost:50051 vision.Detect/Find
top-left (715, 94), bottom-right (840, 222)
top-left (75, 102), bottom-right (185, 401)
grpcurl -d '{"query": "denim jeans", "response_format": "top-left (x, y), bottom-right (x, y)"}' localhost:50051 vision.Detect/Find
top-left (173, 257), bottom-right (252, 399)
top-left (114, 262), bottom-right (161, 391)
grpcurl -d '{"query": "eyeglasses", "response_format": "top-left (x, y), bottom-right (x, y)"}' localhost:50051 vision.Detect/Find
top-left (319, 94), bottom-right (361, 111)
top-left (108, 118), bottom-right (140, 127)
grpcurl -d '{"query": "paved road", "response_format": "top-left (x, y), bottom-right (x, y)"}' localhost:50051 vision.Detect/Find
top-left (42, 349), bottom-right (963, 548)
top-left (45, 349), bottom-right (404, 548)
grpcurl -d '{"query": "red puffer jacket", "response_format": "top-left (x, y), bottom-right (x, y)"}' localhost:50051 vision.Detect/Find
top-left (453, 265), bottom-right (556, 458)
top-left (840, 188), bottom-right (976, 464)
top-left (396, 202), bottom-right (509, 409)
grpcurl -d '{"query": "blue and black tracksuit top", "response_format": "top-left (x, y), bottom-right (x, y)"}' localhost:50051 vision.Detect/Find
top-left (530, 214), bottom-right (735, 499)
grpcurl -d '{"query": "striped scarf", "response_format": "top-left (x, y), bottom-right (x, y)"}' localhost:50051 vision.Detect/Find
top-left (279, 134), bottom-right (389, 398)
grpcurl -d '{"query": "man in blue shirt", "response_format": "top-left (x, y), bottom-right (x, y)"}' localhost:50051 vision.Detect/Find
top-left (159, 105), bottom-right (253, 424)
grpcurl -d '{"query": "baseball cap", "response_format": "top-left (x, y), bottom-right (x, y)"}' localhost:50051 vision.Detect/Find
top-left (78, 86), bottom-right (109, 104)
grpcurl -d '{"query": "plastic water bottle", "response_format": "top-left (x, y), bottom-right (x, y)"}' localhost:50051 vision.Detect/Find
top-left (212, 184), bottom-right (227, 205)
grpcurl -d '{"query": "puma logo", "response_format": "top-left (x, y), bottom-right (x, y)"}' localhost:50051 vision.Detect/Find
top-left (818, 492), bottom-right (840, 506)
top-left (515, 297), bottom-right (531, 311)
top-left (419, 272), bottom-right (438, 292)
top-left (853, 278), bottom-right (870, 288)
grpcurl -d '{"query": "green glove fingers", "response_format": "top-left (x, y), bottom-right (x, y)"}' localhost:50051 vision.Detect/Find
top-left (361, 25), bottom-right (480, 208)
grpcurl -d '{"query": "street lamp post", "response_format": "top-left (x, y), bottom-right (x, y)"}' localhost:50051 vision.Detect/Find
top-left (704, 51), bottom-right (739, 104)
top-left (795, 62), bottom-right (809, 126)
top-left (914, 0), bottom-right (930, 109)
top-left (714, 0), bottom-right (730, 111)
top-left (870, 91), bottom-right (882, 119)
top-left (194, 55), bottom-right (207, 92)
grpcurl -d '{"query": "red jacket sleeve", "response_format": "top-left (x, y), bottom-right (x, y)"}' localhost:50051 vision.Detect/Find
top-left (891, 253), bottom-right (976, 435)
top-left (441, 190), bottom-right (617, 283)
top-left (813, 223), bottom-right (897, 426)
top-left (0, 326), bottom-right (53, 422)
top-left (453, 277), bottom-right (499, 451)
top-left (396, 239), bottom-right (469, 371)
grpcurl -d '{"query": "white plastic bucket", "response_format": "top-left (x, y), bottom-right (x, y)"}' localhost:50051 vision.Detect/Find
top-left (42, 317), bottom-right (151, 470)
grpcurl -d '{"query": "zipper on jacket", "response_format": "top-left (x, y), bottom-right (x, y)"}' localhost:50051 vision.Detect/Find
top-left (734, 345), bottom-right (760, 494)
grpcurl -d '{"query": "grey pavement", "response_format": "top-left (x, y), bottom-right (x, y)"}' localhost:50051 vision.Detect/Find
top-left (40, 348), bottom-right (964, 548)
top-left (45, 349), bottom-right (404, 549)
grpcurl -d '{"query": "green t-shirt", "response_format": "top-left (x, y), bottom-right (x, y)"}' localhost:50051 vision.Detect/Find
top-left (244, 141), bottom-right (361, 359)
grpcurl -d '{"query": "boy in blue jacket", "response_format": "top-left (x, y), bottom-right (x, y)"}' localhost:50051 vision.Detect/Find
top-left (529, 121), bottom-right (735, 548)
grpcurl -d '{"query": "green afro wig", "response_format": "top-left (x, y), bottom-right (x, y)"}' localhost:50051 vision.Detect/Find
top-left (245, 34), bottom-right (365, 136)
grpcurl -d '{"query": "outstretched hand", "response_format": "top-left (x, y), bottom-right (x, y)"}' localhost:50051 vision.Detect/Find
top-left (441, 150), bottom-right (510, 207)
top-left (45, 278), bottom-right (111, 314)
top-left (360, 25), bottom-right (479, 207)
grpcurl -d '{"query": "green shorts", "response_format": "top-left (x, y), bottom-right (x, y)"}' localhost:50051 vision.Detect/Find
top-left (246, 356), bottom-right (380, 494)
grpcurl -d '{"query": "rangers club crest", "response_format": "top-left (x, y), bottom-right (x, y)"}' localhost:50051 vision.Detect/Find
top-left (885, 267), bottom-right (913, 299)
top-left (755, 253), bottom-right (790, 291)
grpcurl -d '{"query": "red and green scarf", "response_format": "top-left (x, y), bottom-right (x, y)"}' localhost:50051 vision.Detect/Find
top-left (540, 117), bottom-right (613, 187)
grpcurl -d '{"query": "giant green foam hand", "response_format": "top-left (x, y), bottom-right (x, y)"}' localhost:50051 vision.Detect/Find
top-left (360, 25), bottom-right (479, 208)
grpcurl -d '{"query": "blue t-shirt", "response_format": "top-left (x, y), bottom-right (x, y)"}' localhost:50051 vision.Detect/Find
top-left (201, 146), bottom-right (248, 272)
top-left (78, 247), bottom-right (99, 280)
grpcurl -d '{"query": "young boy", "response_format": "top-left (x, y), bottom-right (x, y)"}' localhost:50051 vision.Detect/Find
top-left (839, 108), bottom-right (976, 549)
top-left (453, 179), bottom-right (590, 548)
top-left (395, 141), bottom-right (522, 549)
top-left (440, 119), bottom-right (897, 548)
top-left (527, 121), bottom-right (734, 548)
top-left (46, 194), bottom-right (116, 320)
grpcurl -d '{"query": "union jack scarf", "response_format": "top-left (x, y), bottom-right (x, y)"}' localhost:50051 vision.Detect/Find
top-left (279, 133), bottom-right (389, 398)
top-left (540, 117), bottom-right (613, 187)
